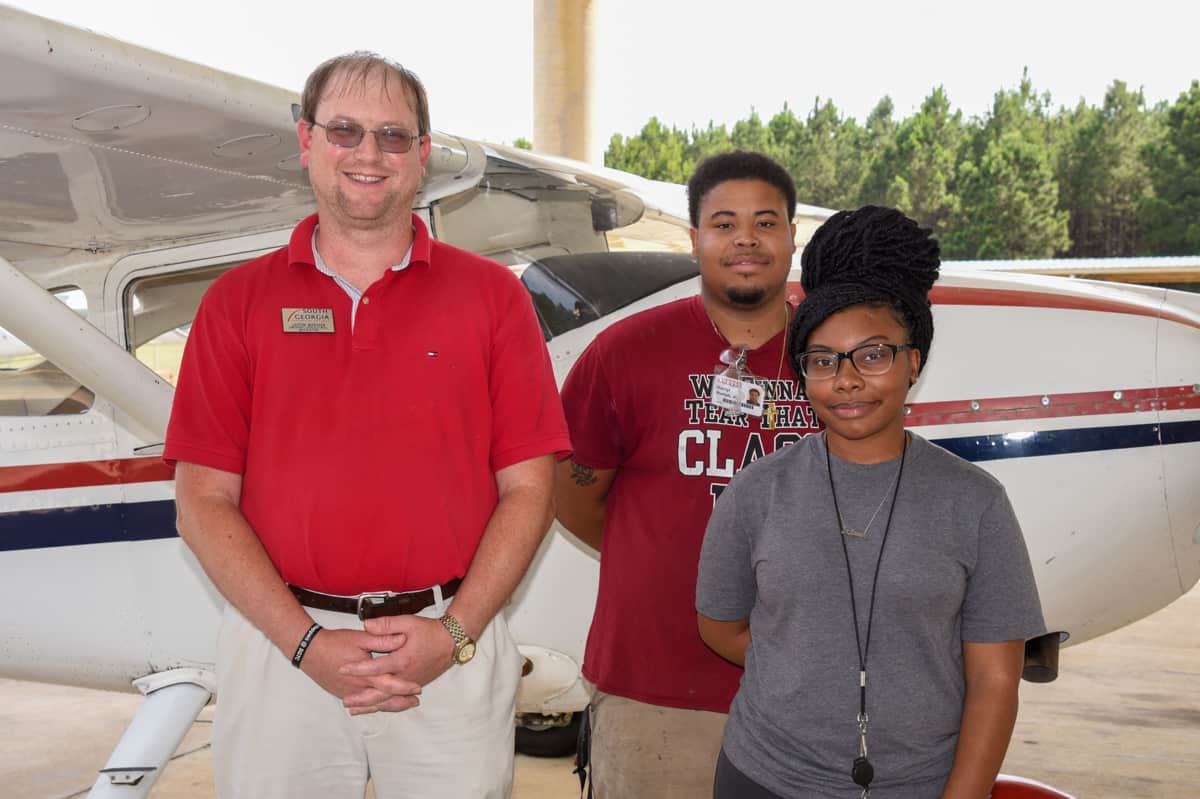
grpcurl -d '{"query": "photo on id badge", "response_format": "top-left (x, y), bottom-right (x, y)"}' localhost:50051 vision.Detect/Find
top-left (712, 372), bottom-right (764, 417)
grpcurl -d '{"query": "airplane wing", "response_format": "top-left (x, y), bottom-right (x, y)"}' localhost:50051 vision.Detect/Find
top-left (0, 4), bottom-right (494, 280)
top-left (0, 5), bottom-right (313, 266)
top-left (0, 4), bottom-right (833, 281)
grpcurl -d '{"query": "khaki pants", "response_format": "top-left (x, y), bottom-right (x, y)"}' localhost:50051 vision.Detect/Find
top-left (587, 689), bottom-right (728, 799)
top-left (212, 602), bottom-right (523, 799)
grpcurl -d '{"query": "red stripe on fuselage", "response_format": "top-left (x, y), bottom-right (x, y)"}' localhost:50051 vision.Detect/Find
top-left (3, 387), bottom-right (1197, 494)
top-left (929, 286), bottom-right (1200, 330)
top-left (0, 458), bottom-right (174, 494)
top-left (906, 385), bottom-right (1200, 426)
top-left (784, 282), bottom-right (1200, 330)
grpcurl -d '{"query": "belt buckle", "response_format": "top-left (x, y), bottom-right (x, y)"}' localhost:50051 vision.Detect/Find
top-left (356, 591), bottom-right (396, 620)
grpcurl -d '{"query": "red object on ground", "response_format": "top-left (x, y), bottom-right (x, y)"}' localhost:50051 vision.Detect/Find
top-left (991, 775), bottom-right (1076, 798)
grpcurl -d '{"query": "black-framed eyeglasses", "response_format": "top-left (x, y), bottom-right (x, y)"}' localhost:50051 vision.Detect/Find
top-left (309, 119), bottom-right (422, 154)
top-left (797, 343), bottom-right (914, 380)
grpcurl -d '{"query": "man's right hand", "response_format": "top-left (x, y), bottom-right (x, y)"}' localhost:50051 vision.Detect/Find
top-left (299, 627), bottom-right (421, 712)
top-left (174, 464), bottom-right (424, 713)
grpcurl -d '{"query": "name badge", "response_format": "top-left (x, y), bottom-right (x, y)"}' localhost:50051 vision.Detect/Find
top-left (711, 345), bottom-right (763, 418)
top-left (282, 308), bottom-right (335, 333)
top-left (712, 374), bottom-right (764, 417)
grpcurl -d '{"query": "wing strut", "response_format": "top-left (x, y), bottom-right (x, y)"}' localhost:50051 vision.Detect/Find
top-left (0, 255), bottom-right (173, 441)
top-left (88, 669), bottom-right (215, 798)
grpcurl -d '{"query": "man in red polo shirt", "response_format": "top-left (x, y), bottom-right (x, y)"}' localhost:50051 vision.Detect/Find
top-left (165, 52), bottom-right (569, 799)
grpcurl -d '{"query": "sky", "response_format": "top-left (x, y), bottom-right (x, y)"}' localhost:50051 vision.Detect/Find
top-left (6, 0), bottom-right (1199, 149)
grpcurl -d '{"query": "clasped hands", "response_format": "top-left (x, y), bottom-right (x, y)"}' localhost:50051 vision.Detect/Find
top-left (299, 615), bottom-right (456, 715)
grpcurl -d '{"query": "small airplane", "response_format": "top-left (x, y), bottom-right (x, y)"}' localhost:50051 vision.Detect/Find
top-left (1, 6), bottom-right (1196, 797)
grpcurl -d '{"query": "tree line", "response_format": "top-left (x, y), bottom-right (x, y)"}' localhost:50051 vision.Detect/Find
top-left (603, 74), bottom-right (1200, 259)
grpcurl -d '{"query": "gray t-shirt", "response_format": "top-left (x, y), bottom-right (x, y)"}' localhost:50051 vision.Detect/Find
top-left (697, 432), bottom-right (1045, 798)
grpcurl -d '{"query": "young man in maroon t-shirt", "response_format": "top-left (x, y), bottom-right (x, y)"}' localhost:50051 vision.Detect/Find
top-left (556, 151), bottom-right (823, 797)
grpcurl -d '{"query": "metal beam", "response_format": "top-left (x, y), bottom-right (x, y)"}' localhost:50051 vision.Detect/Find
top-left (0, 254), bottom-right (173, 440)
top-left (88, 670), bottom-right (215, 798)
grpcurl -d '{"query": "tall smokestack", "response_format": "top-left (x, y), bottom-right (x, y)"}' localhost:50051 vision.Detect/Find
top-left (533, 0), bottom-right (600, 164)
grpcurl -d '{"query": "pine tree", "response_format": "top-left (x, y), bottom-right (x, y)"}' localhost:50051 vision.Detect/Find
top-left (1055, 82), bottom-right (1157, 256)
top-left (1140, 81), bottom-right (1200, 254)
top-left (862, 87), bottom-right (962, 237)
top-left (944, 72), bottom-right (1070, 259)
top-left (604, 117), bottom-right (690, 182)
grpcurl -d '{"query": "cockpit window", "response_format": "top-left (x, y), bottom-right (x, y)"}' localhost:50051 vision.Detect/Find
top-left (520, 266), bottom-right (599, 338)
top-left (125, 265), bottom-right (234, 385)
top-left (430, 155), bottom-right (696, 338)
top-left (521, 252), bottom-right (698, 338)
top-left (0, 288), bottom-right (95, 416)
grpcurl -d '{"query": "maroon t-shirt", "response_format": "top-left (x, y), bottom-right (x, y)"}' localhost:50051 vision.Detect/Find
top-left (562, 296), bottom-right (822, 712)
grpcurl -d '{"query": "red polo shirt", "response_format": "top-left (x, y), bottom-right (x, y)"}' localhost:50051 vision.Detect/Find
top-left (165, 214), bottom-right (570, 594)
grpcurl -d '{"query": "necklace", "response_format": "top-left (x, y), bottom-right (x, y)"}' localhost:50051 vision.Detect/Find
top-left (831, 458), bottom-right (904, 538)
top-left (763, 303), bottom-right (789, 426)
top-left (706, 302), bottom-right (791, 424)
top-left (825, 432), bottom-right (909, 797)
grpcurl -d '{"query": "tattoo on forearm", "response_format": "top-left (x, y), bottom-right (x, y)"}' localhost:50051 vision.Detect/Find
top-left (570, 460), bottom-right (598, 487)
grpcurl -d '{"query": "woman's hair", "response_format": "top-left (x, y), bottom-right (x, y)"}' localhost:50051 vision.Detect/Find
top-left (787, 205), bottom-right (941, 389)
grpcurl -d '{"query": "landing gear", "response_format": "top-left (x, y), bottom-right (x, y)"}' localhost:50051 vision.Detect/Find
top-left (88, 668), bottom-right (214, 798)
top-left (515, 711), bottom-right (581, 758)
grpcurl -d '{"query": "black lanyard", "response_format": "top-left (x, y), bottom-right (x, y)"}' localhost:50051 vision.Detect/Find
top-left (825, 433), bottom-right (908, 797)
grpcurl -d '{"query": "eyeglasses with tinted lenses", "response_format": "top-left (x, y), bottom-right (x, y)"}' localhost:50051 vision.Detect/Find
top-left (310, 120), bottom-right (421, 154)
top-left (797, 343), bottom-right (914, 380)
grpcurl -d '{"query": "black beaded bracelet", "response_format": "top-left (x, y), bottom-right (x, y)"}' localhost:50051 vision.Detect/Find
top-left (291, 622), bottom-right (322, 668)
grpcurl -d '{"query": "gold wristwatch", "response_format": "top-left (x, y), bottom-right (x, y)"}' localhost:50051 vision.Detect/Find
top-left (439, 613), bottom-right (477, 665)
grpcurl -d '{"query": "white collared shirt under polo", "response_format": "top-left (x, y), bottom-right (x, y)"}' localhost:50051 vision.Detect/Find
top-left (310, 227), bottom-right (413, 331)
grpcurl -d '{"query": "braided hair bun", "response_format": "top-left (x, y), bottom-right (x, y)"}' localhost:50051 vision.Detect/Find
top-left (787, 205), bottom-right (940, 389)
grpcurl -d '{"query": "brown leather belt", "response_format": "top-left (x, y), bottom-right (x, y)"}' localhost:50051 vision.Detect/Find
top-left (288, 578), bottom-right (461, 620)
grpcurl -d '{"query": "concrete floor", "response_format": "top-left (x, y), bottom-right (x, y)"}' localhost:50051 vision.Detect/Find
top-left (2, 584), bottom-right (1197, 798)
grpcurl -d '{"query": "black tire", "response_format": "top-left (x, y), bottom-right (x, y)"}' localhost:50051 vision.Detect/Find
top-left (515, 712), bottom-right (581, 758)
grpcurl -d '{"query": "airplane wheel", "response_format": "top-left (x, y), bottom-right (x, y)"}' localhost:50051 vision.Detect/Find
top-left (515, 712), bottom-right (581, 758)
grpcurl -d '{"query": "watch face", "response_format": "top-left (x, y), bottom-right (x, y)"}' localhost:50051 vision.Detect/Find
top-left (456, 641), bottom-right (477, 664)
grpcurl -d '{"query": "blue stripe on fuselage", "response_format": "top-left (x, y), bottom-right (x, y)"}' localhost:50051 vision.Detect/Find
top-left (1, 420), bottom-right (1197, 552)
top-left (0, 499), bottom-right (176, 552)
top-left (933, 419), bottom-right (1200, 461)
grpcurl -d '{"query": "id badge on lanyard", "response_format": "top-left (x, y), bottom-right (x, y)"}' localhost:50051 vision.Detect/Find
top-left (711, 345), bottom-right (764, 418)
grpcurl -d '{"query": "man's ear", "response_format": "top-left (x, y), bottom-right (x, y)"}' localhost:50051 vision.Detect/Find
top-left (297, 120), bottom-right (313, 169)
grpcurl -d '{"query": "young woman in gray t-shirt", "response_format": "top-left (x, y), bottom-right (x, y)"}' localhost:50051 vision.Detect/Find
top-left (697, 206), bottom-right (1045, 798)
